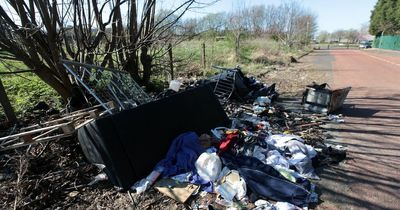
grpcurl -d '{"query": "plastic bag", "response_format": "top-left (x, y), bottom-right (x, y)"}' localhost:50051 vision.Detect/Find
top-left (254, 96), bottom-right (272, 106)
top-left (266, 150), bottom-right (290, 168)
top-left (195, 152), bottom-right (222, 182)
top-left (286, 140), bottom-right (319, 180)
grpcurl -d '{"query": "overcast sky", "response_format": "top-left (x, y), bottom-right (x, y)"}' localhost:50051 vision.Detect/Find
top-left (174, 0), bottom-right (378, 33)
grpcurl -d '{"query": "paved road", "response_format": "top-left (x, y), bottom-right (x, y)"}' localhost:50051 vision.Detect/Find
top-left (304, 49), bottom-right (400, 210)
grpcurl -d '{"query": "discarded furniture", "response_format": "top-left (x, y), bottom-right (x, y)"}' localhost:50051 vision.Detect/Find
top-left (77, 85), bottom-right (230, 190)
top-left (303, 85), bottom-right (351, 114)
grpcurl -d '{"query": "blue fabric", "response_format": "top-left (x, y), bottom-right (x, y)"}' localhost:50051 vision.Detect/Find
top-left (156, 132), bottom-right (205, 177)
top-left (190, 173), bottom-right (214, 193)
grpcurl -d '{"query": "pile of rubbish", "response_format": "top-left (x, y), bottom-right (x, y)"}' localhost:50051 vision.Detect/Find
top-left (0, 64), bottom-right (349, 209)
top-left (125, 73), bottom-right (347, 209)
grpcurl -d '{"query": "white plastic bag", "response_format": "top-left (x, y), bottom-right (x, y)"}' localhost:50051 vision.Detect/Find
top-left (168, 80), bottom-right (181, 92)
top-left (254, 96), bottom-right (272, 106)
top-left (266, 150), bottom-right (290, 169)
top-left (195, 152), bottom-right (222, 182)
top-left (286, 140), bottom-right (319, 180)
top-left (265, 134), bottom-right (304, 150)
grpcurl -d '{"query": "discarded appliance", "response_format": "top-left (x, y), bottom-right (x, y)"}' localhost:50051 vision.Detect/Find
top-left (77, 85), bottom-right (230, 190)
top-left (302, 83), bottom-right (351, 114)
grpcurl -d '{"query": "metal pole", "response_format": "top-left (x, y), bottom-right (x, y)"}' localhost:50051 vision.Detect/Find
top-left (62, 63), bottom-right (113, 114)
top-left (379, 31), bottom-right (384, 49)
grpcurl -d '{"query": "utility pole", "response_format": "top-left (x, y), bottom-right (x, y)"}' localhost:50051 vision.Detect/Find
top-left (0, 78), bottom-right (17, 124)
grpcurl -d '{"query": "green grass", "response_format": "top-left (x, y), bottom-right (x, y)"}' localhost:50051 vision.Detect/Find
top-left (172, 37), bottom-right (311, 76)
top-left (0, 60), bottom-right (61, 119)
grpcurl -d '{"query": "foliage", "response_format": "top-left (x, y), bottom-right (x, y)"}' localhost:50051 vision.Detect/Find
top-left (370, 0), bottom-right (400, 35)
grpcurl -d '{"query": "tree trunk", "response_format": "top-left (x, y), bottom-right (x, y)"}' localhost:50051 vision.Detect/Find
top-left (0, 78), bottom-right (17, 124)
top-left (140, 46), bottom-right (152, 85)
top-left (168, 43), bottom-right (174, 80)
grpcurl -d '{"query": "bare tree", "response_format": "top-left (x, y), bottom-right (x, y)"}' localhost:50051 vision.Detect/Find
top-left (345, 29), bottom-right (359, 43)
top-left (318, 30), bottom-right (331, 43)
top-left (0, 0), bottom-right (200, 100)
top-left (228, 4), bottom-right (246, 61)
top-left (266, 1), bottom-right (317, 47)
top-left (198, 12), bottom-right (227, 35)
top-left (332, 29), bottom-right (346, 42)
top-left (249, 5), bottom-right (265, 35)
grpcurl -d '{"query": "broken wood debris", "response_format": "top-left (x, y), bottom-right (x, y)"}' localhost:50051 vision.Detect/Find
top-left (0, 106), bottom-right (101, 151)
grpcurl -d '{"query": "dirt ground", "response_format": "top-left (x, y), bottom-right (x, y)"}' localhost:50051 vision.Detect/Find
top-left (0, 58), bottom-right (335, 209)
top-left (252, 60), bottom-right (332, 97)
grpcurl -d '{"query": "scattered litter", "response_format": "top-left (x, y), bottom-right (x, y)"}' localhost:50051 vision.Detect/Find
top-left (169, 80), bottom-right (182, 92)
top-left (0, 65), bottom-right (350, 209)
top-left (131, 167), bottom-right (163, 194)
top-left (171, 172), bottom-right (192, 182)
top-left (274, 201), bottom-right (299, 210)
top-left (154, 178), bottom-right (199, 203)
top-left (253, 200), bottom-right (301, 210)
top-left (88, 173), bottom-right (108, 186)
top-left (254, 96), bottom-right (272, 106)
top-left (328, 114), bottom-right (345, 123)
top-left (216, 169), bottom-right (247, 200)
top-left (195, 152), bottom-right (222, 182)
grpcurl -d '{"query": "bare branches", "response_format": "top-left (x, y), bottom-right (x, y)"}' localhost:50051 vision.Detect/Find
top-left (0, 0), bottom-right (205, 98)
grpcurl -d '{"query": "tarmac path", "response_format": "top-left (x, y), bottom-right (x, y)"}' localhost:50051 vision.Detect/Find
top-left (303, 49), bottom-right (400, 210)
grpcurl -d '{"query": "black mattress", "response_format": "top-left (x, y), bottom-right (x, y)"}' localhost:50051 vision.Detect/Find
top-left (78, 85), bottom-right (229, 190)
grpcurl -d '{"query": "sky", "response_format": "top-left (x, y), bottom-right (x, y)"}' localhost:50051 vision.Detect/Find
top-left (172, 0), bottom-right (378, 33)
top-left (0, 0), bottom-right (378, 33)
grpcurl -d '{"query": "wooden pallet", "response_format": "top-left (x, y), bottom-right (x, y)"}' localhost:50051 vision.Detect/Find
top-left (0, 106), bottom-right (102, 151)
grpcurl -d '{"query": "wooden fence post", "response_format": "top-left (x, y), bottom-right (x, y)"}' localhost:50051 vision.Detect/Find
top-left (0, 78), bottom-right (17, 124)
top-left (201, 42), bottom-right (206, 69)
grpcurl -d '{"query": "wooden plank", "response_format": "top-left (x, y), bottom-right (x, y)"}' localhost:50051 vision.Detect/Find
top-left (0, 133), bottom-right (73, 151)
top-left (19, 109), bottom-right (98, 132)
top-left (61, 122), bottom-right (75, 134)
top-left (75, 118), bottom-right (95, 130)
top-left (0, 122), bottom-right (71, 142)
top-left (60, 104), bottom-right (102, 117)
top-left (43, 110), bottom-right (97, 126)
top-left (0, 128), bottom-right (60, 147)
